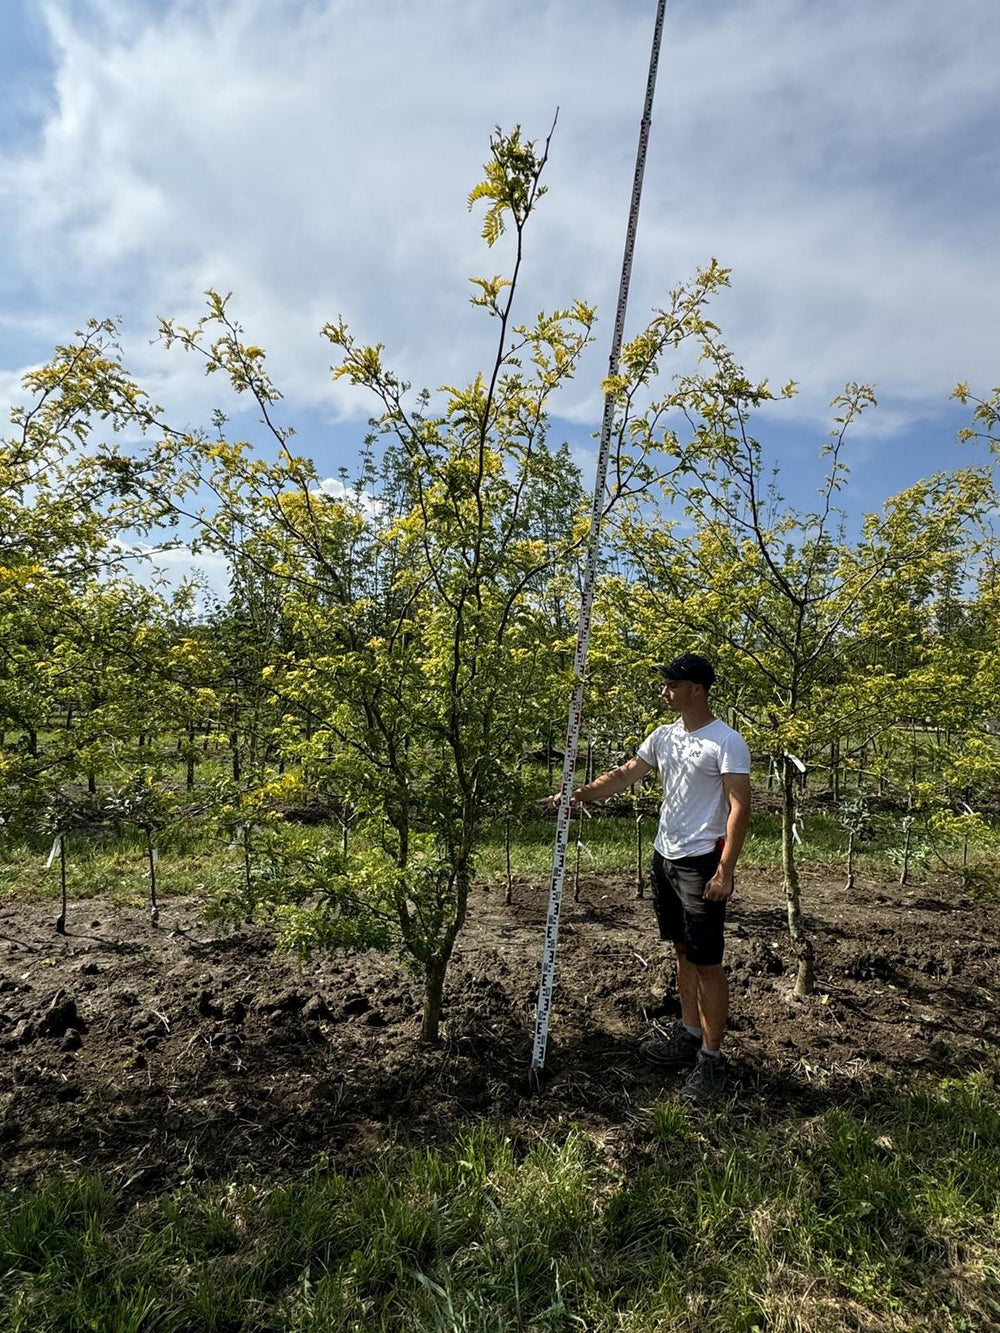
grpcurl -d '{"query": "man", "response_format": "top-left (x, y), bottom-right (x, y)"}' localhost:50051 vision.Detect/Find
top-left (556, 652), bottom-right (751, 1104)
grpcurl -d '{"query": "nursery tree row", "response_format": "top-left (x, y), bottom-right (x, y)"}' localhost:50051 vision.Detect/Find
top-left (2, 127), bottom-right (999, 1034)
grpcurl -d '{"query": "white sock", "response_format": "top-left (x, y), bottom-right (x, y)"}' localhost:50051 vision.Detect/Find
top-left (699, 1045), bottom-right (722, 1060)
top-left (683, 1024), bottom-right (702, 1039)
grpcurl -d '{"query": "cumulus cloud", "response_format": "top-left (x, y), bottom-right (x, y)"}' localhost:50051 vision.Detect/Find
top-left (0, 0), bottom-right (996, 472)
top-left (113, 538), bottom-right (232, 608)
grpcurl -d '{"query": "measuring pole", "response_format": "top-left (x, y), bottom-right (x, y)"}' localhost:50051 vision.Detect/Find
top-left (531, 0), bottom-right (668, 1074)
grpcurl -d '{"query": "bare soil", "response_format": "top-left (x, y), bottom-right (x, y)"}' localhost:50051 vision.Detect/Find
top-left (2, 868), bottom-right (998, 1194)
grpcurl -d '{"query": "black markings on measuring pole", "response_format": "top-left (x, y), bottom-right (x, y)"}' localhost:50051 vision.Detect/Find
top-left (531, 0), bottom-right (667, 1075)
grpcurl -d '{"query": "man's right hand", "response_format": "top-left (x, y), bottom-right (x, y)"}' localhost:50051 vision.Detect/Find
top-left (539, 792), bottom-right (568, 810)
top-left (539, 791), bottom-right (585, 811)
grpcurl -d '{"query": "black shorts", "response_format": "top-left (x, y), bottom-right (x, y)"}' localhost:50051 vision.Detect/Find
top-left (649, 847), bottom-right (726, 966)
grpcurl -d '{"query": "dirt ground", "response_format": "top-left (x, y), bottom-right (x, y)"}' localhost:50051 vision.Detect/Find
top-left (2, 868), bottom-right (999, 1194)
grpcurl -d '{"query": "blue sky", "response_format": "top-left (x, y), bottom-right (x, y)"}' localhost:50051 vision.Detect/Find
top-left (2, 0), bottom-right (998, 590)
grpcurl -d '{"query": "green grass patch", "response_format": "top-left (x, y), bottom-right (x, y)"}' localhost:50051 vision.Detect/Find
top-left (3, 1073), bottom-right (1000, 1331)
top-left (474, 807), bottom-right (998, 886)
top-left (0, 834), bottom-right (242, 910)
top-left (1, 800), bottom-right (995, 911)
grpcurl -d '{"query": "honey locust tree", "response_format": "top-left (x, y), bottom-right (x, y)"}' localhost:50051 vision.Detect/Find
top-left (91, 126), bottom-right (597, 1041)
top-left (71, 124), bottom-right (738, 1041)
top-left (616, 345), bottom-right (992, 994)
top-left (310, 135), bottom-right (744, 1037)
top-left (0, 319), bottom-right (165, 837)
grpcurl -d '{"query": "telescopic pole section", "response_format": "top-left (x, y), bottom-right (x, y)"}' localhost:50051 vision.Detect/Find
top-left (531, 0), bottom-right (668, 1074)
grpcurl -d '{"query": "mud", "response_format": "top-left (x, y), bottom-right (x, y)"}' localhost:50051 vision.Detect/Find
top-left (1, 868), bottom-right (998, 1193)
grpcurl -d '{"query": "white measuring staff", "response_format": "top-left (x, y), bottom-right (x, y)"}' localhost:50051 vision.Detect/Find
top-left (531, 0), bottom-right (669, 1073)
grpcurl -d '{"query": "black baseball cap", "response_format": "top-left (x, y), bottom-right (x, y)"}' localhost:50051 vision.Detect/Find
top-left (655, 652), bottom-right (716, 689)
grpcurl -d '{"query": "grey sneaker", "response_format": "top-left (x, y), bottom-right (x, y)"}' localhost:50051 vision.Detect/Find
top-left (639, 1025), bottom-right (701, 1069)
top-left (679, 1052), bottom-right (728, 1105)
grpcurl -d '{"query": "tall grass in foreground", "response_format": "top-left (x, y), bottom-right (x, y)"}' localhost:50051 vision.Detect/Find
top-left (3, 1071), bottom-right (999, 1332)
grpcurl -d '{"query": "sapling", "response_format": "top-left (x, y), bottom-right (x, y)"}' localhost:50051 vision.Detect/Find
top-left (147, 830), bottom-right (159, 925)
top-left (838, 792), bottom-right (871, 891)
top-left (55, 836), bottom-right (67, 934)
top-left (899, 806), bottom-right (914, 886)
top-left (104, 778), bottom-right (174, 926)
top-left (504, 813), bottom-right (513, 905)
top-left (572, 802), bottom-right (586, 902)
top-left (42, 793), bottom-right (106, 935)
top-left (631, 774), bottom-right (651, 900)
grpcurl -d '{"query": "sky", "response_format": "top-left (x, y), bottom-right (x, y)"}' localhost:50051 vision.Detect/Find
top-left (1, 0), bottom-right (998, 594)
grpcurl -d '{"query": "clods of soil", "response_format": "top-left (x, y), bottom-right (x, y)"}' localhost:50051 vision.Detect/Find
top-left (1, 869), bottom-right (998, 1193)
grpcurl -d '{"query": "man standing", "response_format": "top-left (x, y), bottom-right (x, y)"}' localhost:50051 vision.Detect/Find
top-left (558, 653), bottom-right (751, 1104)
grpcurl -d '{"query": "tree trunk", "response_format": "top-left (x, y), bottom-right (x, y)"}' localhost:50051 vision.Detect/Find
top-left (421, 954), bottom-right (449, 1044)
top-left (782, 760), bottom-right (814, 995)
top-left (900, 794), bottom-right (913, 885)
top-left (55, 836), bottom-right (68, 934)
top-left (634, 808), bottom-right (644, 899)
top-left (572, 803), bottom-right (584, 902)
top-left (417, 833), bottom-right (472, 1044)
top-left (844, 829), bottom-right (855, 891)
top-left (147, 831), bottom-right (159, 925)
top-left (504, 814), bottom-right (513, 906)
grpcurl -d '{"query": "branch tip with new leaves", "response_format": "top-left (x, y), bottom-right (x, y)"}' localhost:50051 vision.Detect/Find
top-left (466, 119), bottom-right (556, 246)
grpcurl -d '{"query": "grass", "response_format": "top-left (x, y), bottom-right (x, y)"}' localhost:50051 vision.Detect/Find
top-left (2, 769), bottom-right (998, 1329)
top-left (3, 1073), bottom-right (999, 1331)
top-left (473, 806), bottom-right (996, 888)
top-left (1, 801), bottom-right (995, 914)
top-left (0, 827), bottom-right (242, 912)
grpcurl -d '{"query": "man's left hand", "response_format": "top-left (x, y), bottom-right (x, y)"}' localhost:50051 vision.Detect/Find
top-left (703, 869), bottom-right (735, 902)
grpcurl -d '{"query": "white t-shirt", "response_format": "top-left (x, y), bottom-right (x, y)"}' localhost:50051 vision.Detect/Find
top-left (636, 718), bottom-right (751, 858)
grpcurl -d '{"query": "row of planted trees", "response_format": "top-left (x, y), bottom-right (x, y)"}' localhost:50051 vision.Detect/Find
top-left (2, 125), bottom-right (999, 1036)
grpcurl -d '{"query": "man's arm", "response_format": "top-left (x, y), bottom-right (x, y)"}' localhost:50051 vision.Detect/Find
top-left (548, 756), bottom-right (653, 807)
top-left (704, 772), bottom-right (752, 901)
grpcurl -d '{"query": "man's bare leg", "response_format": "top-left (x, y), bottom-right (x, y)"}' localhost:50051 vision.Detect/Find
top-left (674, 946), bottom-right (702, 1031)
top-left (694, 963), bottom-right (728, 1051)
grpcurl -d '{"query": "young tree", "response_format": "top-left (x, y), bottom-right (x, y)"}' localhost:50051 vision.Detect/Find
top-left (26, 128), bottom-right (748, 1040)
top-left (87, 126), bottom-right (600, 1040)
top-left (616, 347), bottom-right (992, 993)
top-left (0, 320), bottom-right (164, 836)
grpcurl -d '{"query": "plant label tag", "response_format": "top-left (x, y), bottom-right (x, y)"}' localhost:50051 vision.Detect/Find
top-left (45, 836), bottom-right (60, 869)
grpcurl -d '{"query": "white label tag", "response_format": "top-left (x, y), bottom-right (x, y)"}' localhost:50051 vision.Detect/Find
top-left (45, 836), bottom-right (61, 869)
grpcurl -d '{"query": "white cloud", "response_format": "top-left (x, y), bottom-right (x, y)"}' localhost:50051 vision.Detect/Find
top-left (114, 539), bottom-right (232, 608)
top-left (315, 474), bottom-right (381, 519)
top-left (0, 0), bottom-right (996, 476)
